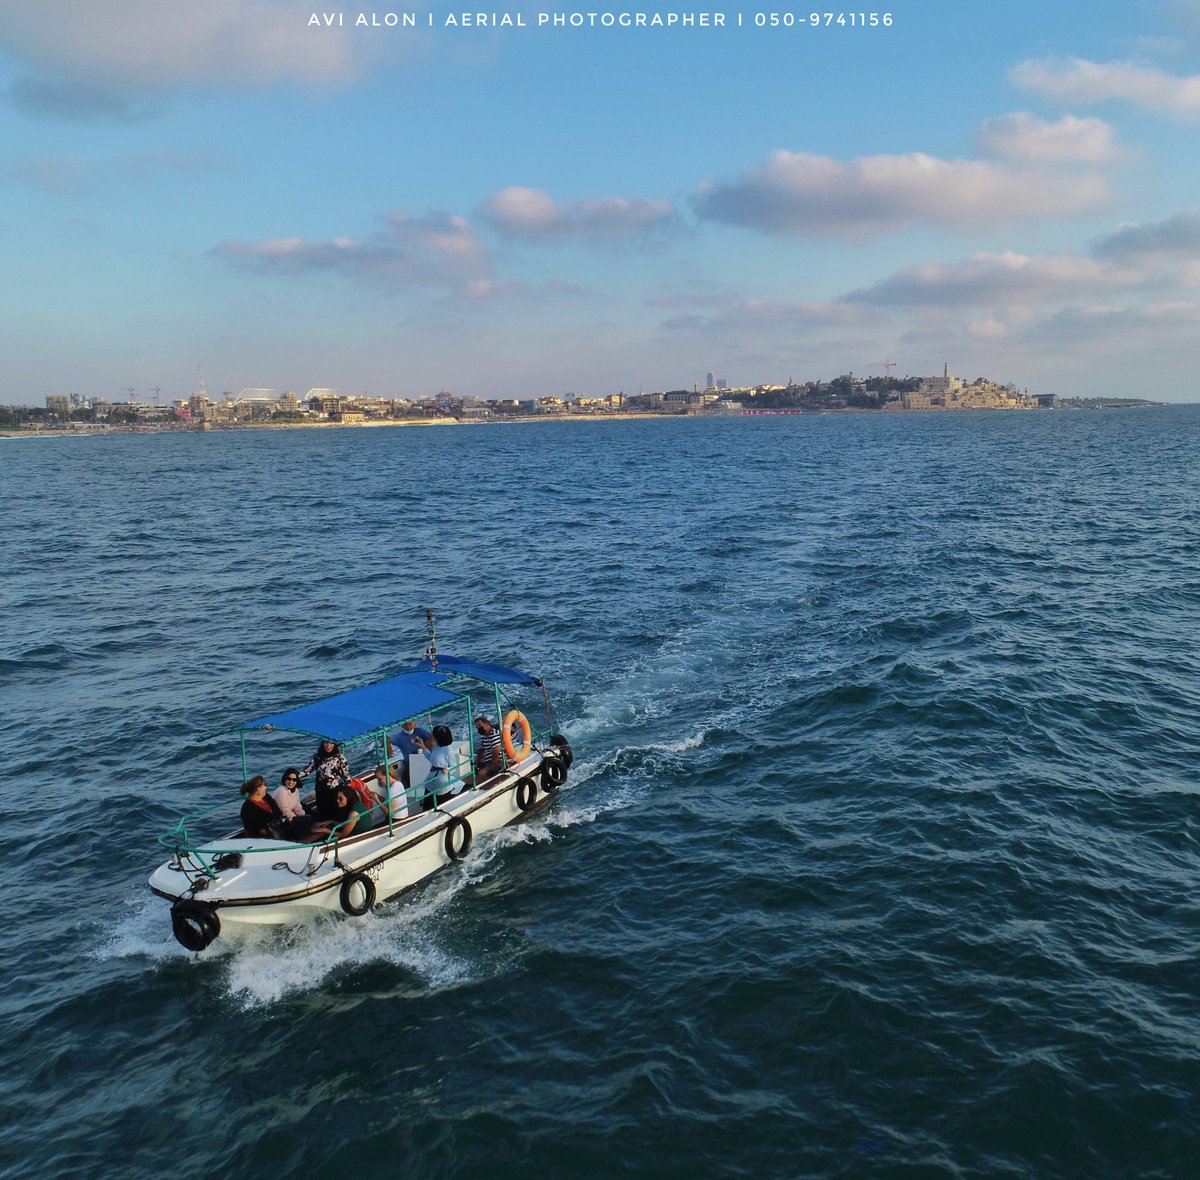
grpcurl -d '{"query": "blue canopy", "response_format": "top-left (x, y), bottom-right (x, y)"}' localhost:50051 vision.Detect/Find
top-left (419, 655), bottom-right (542, 686)
top-left (231, 655), bottom-right (540, 744)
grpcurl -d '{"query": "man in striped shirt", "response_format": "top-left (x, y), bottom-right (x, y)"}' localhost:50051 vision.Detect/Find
top-left (473, 716), bottom-right (503, 784)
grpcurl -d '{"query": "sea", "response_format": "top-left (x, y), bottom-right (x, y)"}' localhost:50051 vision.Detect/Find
top-left (0, 408), bottom-right (1196, 1179)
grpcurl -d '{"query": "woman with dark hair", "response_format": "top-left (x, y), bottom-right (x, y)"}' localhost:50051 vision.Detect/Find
top-left (301, 739), bottom-right (352, 820)
top-left (420, 724), bottom-right (457, 810)
top-left (241, 775), bottom-right (329, 841)
top-left (272, 767), bottom-right (306, 819)
top-left (329, 785), bottom-right (374, 838)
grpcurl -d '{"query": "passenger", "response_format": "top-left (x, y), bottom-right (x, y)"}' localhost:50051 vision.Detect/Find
top-left (472, 715), bottom-right (503, 785)
top-left (240, 775), bottom-right (328, 841)
top-left (272, 766), bottom-right (336, 836)
top-left (301, 739), bottom-right (352, 820)
top-left (391, 719), bottom-right (432, 787)
top-left (329, 785), bottom-right (374, 838)
top-left (374, 762), bottom-right (409, 820)
top-left (272, 767), bottom-right (306, 819)
top-left (421, 724), bottom-right (457, 810)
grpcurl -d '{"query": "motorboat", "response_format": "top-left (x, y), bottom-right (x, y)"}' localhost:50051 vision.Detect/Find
top-left (149, 654), bottom-right (573, 951)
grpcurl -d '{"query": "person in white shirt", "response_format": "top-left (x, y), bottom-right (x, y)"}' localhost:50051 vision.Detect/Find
top-left (421, 724), bottom-right (457, 810)
top-left (272, 768), bottom-right (306, 819)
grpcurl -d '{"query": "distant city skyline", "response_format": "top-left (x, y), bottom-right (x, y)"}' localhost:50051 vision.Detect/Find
top-left (18, 360), bottom-right (1012, 406)
top-left (3, 3), bottom-right (1200, 404)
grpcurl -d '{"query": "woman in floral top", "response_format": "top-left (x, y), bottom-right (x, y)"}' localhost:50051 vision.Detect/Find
top-left (301, 739), bottom-right (351, 820)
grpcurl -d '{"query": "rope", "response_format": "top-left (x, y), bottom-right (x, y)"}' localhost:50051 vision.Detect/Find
top-left (272, 860), bottom-right (321, 878)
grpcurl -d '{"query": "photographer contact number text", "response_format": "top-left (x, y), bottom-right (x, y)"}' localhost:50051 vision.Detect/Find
top-left (743, 11), bottom-right (893, 26)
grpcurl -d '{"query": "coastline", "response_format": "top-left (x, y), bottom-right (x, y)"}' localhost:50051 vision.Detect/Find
top-left (0, 412), bottom-right (704, 439)
top-left (0, 402), bottom-right (1173, 441)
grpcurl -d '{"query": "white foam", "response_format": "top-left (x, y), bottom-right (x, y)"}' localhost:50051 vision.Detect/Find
top-left (646, 730), bottom-right (706, 754)
top-left (220, 909), bottom-right (476, 1008)
top-left (96, 891), bottom-right (210, 965)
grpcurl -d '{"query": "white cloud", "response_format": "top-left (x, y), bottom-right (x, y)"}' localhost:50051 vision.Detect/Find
top-left (480, 186), bottom-right (679, 243)
top-left (1095, 209), bottom-right (1200, 260)
top-left (1019, 299), bottom-right (1200, 350)
top-left (461, 277), bottom-right (584, 302)
top-left (1161, 0), bottom-right (1200, 35)
top-left (126, 146), bottom-right (229, 178)
top-left (1010, 56), bottom-right (1200, 120)
top-left (693, 150), bottom-right (1111, 236)
top-left (847, 251), bottom-right (1141, 307)
top-left (0, 1), bottom-right (363, 96)
top-left (463, 279), bottom-right (527, 301)
top-left (1, 156), bottom-right (94, 197)
top-left (659, 297), bottom-right (870, 337)
top-left (214, 210), bottom-right (490, 288)
top-left (966, 316), bottom-right (1011, 339)
top-left (4, 76), bottom-right (150, 121)
top-left (976, 112), bottom-right (1126, 163)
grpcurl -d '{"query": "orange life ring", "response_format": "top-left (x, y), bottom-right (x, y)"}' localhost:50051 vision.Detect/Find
top-left (502, 709), bottom-right (532, 762)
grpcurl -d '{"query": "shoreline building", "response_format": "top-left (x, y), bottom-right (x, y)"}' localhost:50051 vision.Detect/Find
top-left (903, 364), bottom-right (1035, 411)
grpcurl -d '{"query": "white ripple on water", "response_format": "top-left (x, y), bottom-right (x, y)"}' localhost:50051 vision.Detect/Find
top-left (219, 912), bottom-right (477, 1008)
top-left (95, 892), bottom-right (208, 965)
top-left (216, 826), bottom-right (554, 1006)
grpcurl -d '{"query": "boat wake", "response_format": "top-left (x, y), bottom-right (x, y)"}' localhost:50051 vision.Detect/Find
top-left (220, 909), bottom-right (478, 1007)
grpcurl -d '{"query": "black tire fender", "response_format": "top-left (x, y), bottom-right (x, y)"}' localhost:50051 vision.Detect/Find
top-left (339, 871), bottom-right (376, 916)
top-left (542, 755), bottom-right (566, 789)
top-left (171, 899), bottom-right (220, 952)
top-left (445, 815), bottom-right (472, 861)
top-left (550, 734), bottom-right (573, 770)
top-left (515, 776), bottom-right (537, 812)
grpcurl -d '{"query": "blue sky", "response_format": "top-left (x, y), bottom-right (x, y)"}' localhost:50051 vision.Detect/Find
top-left (3, 0), bottom-right (1200, 403)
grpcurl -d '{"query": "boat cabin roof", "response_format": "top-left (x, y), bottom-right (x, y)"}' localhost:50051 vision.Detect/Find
top-left (218, 655), bottom-right (542, 744)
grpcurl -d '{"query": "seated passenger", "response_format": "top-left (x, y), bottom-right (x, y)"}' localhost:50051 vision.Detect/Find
top-left (374, 763), bottom-right (410, 819)
top-left (421, 724), bottom-right (457, 811)
top-left (272, 768), bottom-right (306, 818)
top-left (471, 715), bottom-right (503, 785)
top-left (241, 775), bottom-right (329, 841)
top-left (329, 785), bottom-right (374, 838)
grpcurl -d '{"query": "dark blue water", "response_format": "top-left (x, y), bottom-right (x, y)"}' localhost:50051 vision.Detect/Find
top-left (1, 410), bottom-right (1197, 1179)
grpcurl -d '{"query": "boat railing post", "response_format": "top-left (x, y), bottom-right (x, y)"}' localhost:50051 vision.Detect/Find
top-left (493, 684), bottom-right (507, 771)
top-left (465, 696), bottom-right (475, 786)
top-left (376, 730), bottom-right (394, 836)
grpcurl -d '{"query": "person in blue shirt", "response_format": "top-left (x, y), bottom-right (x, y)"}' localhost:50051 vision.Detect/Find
top-left (391, 719), bottom-right (431, 787)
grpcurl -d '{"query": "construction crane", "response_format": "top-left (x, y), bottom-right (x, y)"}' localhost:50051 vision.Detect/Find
top-left (121, 386), bottom-right (136, 401)
top-left (150, 386), bottom-right (162, 406)
top-left (871, 359), bottom-right (898, 377)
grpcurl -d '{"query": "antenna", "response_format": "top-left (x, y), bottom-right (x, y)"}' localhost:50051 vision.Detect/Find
top-left (422, 609), bottom-right (438, 670)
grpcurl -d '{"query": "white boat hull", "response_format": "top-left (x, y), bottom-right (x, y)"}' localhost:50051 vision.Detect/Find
top-left (150, 750), bottom-right (566, 942)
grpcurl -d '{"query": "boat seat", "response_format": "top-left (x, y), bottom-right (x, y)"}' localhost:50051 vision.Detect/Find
top-left (407, 751), bottom-right (433, 812)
